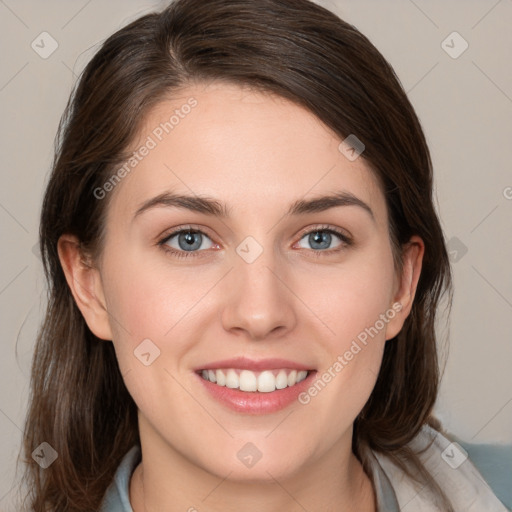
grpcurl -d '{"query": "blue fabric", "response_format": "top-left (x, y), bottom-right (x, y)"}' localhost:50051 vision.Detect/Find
top-left (99, 446), bottom-right (140, 512)
top-left (457, 441), bottom-right (512, 510)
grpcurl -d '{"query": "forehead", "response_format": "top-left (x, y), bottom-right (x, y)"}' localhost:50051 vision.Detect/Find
top-left (106, 81), bottom-right (387, 227)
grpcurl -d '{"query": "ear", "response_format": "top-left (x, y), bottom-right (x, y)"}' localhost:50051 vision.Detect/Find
top-left (57, 234), bottom-right (113, 341)
top-left (385, 235), bottom-right (425, 340)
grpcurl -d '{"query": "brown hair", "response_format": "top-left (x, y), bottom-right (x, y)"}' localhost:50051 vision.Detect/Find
top-left (21, 0), bottom-right (453, 510)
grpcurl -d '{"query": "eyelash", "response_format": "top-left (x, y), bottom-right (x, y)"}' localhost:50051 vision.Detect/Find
top-left (157, 224), bottom-right (353, 259)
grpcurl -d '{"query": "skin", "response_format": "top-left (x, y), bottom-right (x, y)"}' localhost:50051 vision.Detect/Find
top-left (58, 81), bottom-right (424, 512)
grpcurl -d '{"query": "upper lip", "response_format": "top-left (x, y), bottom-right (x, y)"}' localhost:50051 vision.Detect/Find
top-left (195, 357), bottom-right (314, 372)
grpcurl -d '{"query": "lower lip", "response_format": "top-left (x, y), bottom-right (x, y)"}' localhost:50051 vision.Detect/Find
top-left (195, 371), bottom-right (317, 414)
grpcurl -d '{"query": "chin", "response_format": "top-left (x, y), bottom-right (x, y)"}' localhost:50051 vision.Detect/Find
top-left (197, 447), bottom-right (308, 483)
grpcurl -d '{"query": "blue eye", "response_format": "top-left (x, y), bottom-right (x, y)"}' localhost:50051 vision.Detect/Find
top-left (160, 229), bottom-right (214, 257)
top-left (296, 228), bottom-right (351, 251)
top-left (158, 225), bottom-right (352, 259)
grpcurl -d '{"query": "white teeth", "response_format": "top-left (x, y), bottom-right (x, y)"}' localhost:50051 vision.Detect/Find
top-left (225, 369), bottom-right (239, 389)
top-left (297, 370), bottom-right (308, 383)
top-left (200, 368), bottom-right (311, 392)
top-left (239, 370), bottom-right (257, 392)
top-left (287, 369), bottom-right (297, 386)
top-left (275, 370), bottom-right (288, 389)
top-left (216, 369), bottom-right (226, 386)
top-left (257, 370), bottom-right (276, 393)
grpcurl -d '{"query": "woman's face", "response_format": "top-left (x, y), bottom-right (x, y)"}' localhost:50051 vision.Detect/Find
top-left (75, 81), bottom-right (420, 481)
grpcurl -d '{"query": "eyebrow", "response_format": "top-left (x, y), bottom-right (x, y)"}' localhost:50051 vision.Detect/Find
top-left (133, 190), bottom-right (375, 222)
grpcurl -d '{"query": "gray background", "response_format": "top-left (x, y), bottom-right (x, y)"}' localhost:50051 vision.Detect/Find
top-left (1, 0), bottom-right (511, 509)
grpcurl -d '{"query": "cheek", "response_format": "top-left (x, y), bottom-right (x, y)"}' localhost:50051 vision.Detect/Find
top-left (100, 259), bottom-right (195, 416)
top-left (100, 249), bottom-right (228, 408)
top-left (103, 247), bottom-right (209, 339)
top-left (294, 247), bottom-right (394, 423)
top-left (297, 299), bottom-right (388, 454)
top-left (100, 252), bottom-right (183, 369)
top-left (301, 248), bottom-right (396, 348)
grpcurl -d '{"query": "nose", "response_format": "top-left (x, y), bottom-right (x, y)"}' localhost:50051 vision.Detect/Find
top-left (220, 247), bottom-right (298, 341)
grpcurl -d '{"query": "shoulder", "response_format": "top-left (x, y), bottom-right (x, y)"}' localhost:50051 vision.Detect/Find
top-left (457, 438), bottom-right (512, 511)
top-left (373, 425), bottom-right (511, 511)
top-left (99, 445), bottom-right (141, 512)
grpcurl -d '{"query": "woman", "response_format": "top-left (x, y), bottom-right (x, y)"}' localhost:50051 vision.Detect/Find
top-left (21, 0), bottom-right (510, 510)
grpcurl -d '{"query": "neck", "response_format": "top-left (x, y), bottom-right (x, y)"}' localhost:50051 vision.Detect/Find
top-left (129, 428), bottom-right (376, 512)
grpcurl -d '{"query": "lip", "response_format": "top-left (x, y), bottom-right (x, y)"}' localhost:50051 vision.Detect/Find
top-left (195, 357), bottom-right (313, 372)
top-left (194, 366), bottom-right (317, 415)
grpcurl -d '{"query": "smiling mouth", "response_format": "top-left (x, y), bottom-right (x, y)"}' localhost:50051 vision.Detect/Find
top-left (197, 368), bottom-right (313, 393)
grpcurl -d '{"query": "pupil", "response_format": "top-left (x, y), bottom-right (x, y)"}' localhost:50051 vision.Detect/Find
top-left (179, 231), bottom-right (201, 251)
top-left (311, 231), bottom-right (330, 250)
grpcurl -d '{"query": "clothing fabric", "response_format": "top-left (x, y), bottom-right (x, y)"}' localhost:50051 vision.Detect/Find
top-left (99, 425), bottom-right (510, 511)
